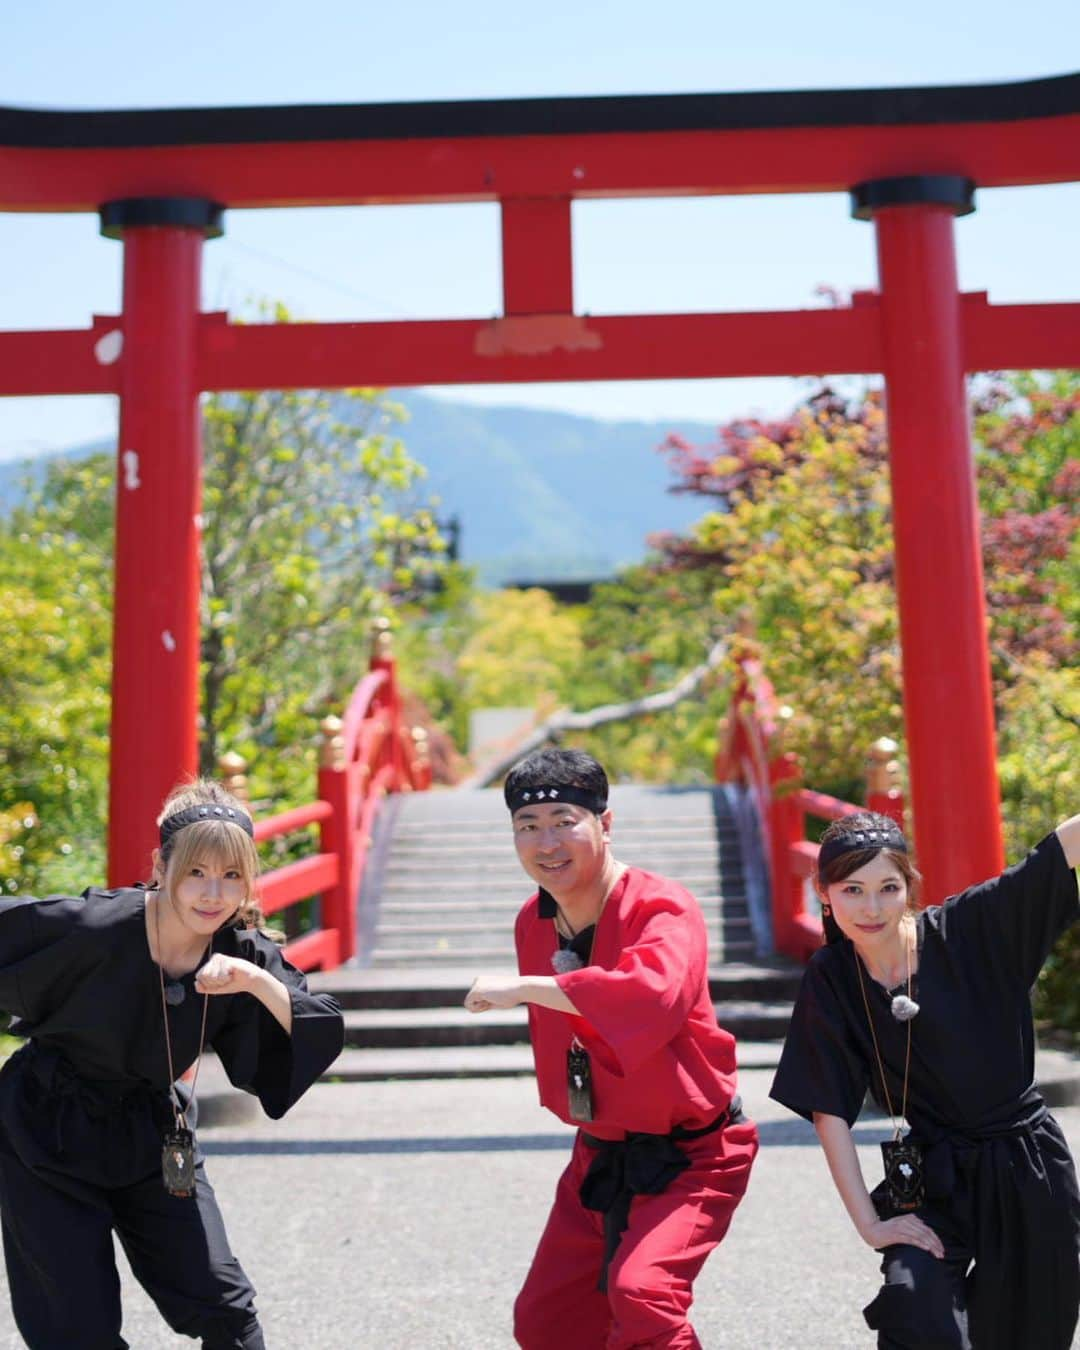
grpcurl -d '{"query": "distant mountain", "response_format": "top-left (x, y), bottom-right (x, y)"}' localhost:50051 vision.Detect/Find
top-left (0, 392), bottom-right (721, 582)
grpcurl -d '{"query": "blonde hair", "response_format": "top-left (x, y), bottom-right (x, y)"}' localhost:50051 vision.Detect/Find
top-left (155, 779), bottom-right (265, 930)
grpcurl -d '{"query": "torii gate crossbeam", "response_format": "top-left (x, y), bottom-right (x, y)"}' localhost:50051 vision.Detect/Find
top-left (2, 72), bottom-right (1078, 915)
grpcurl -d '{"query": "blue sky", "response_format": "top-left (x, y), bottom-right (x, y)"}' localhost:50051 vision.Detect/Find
top-left (1, 0), bottom-right (1077, 459)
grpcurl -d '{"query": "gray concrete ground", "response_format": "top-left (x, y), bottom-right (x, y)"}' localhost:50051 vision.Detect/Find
top-left (2, 1070), bottom-right (1079, 1349)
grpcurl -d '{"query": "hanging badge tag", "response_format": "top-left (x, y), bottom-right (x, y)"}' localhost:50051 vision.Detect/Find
top-left (881, 1138), bottom-right (925, 1212)
top-left (162, 1127), bottom-right (197, 1198)
top-left (567, 1045), bottom-right (594, 1122)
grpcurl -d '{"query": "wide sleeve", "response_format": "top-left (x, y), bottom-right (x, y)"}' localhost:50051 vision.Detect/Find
top-left (555, 897), bottom-right (704, 1077)
top-left (0, 893), bottom-right (86, 1021)
top-left (939, 832), bottom-right (1078, 990)
top-left (0, 897), bottom-right (39, 1018)
top-left (769, 956), bottom-right (869, 1127)
top-left (210, 934), bottom-right (344, 1118)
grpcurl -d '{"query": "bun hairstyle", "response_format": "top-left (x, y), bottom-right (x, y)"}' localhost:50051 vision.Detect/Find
top-left (154, 779), bottom-right (265, 930)
top-left (816, 811), bottom-right (922, 945)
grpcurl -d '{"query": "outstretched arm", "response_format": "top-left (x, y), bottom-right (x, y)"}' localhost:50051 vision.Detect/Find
top-left (465, 973), bottom-right (579, 1015)
top-left (1056, 814), bottom-right (1080, 870)
top-left (813, 1113), bottom-right (944, 1258)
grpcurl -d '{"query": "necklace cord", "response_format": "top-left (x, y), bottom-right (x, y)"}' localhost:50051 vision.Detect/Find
top-left (553, 905), bottom-right (601, 967)
top-left (854, 929), bottom-right (913, 1143)
top-left (552, 863), bottom-right (626, 965)
top-left (153, 893), bottom-right (211, 1132)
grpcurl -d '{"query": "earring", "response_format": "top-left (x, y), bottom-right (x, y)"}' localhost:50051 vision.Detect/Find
top-left (822, 904), bottom-right (832, 917)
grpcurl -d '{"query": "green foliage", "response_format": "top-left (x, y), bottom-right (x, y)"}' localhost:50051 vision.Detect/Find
top-left (394, 563), bottom-right (730, 783)
top-left (0, 455), bottom-right (113, 891)
top-left (571, 566), bottom-right (727, 781)
top-left (393, 566), bottom-right (482, 752)
top-left (0, 383), bottom-right (446, 893)
top-left (198, 386), bottom-right (445, 800)
top-left (395, 585), bottom-right (586, 756)
top-left (398, 374), bottom-right (1077, 826)
top-left (664, 392), bottom-right (902, 791)
top-left (1007, 660), bottom-right (1080, 1029)
top-left (455, 589), bottom-right (584, 712)
top-left (975, 375), bottom-right (1080, 1032)
top-left (634, 375), bottom-right (1077, 806)
top-left (975, 372), bottom-right (1079, 663)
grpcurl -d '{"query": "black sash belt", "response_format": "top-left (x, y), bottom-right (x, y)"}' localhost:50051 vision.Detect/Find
top-left (579, 1096), bottom-right (743, 1292)
top-left (914, 1096), bottom-right (1050, 1199)
top-left (20, 1042), bottom-right (171, 1156)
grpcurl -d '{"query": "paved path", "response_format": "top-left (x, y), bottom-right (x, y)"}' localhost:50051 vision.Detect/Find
top-left (3, 1071), bottom-right (1078, 1349)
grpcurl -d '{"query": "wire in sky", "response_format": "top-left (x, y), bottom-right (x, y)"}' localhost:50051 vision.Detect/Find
top-left (219, 238), bottom-right (421, 320)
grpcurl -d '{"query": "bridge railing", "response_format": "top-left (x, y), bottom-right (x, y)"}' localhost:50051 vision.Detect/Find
top-left (219, 618), bottom-right (432, 972)
top-left (716, 644), bottom-right (905, 962)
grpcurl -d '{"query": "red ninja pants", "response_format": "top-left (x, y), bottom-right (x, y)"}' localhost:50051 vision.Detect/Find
top-left (514, 1116), bottom-right (759, 1350)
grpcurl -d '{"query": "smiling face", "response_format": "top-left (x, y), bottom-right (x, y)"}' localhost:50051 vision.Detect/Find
top-left (152, 814), bottom-right (258, 943)
top-left (154, 849), bottom-right (248, 939)
top-left (171, 855), bottom-right (247, 932)
top-left (512, 801), bottom-right (612, 903)
top-left (821, 852), bottom-right (912, 953)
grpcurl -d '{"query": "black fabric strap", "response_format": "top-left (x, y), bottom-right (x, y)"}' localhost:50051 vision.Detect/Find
top-left (913, 1092), bottom-right (1049, 1199)
top-left (579, 1099), bottom-right (741, 1291)
top-left (506, 784), bottom-right (606, 816)
top-left (818, 825), bottom-right (906, 871)
top-left (159, 804), bottom-right (255, 845)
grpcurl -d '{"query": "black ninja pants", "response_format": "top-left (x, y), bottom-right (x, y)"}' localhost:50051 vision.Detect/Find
top-left (865, 1242), bottom-right (1080, 1350)
top-left (0, 1153), bottom-right (263, 1350)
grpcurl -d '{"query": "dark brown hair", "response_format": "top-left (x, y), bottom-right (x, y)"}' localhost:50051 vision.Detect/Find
top-left (817, 811), bottom-right (922, 943)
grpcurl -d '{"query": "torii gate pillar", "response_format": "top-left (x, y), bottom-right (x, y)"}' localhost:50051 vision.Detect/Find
top-left (853, 176), bottom-right (1004, 902)
top-left (99, 199), bottom-right (222, 886)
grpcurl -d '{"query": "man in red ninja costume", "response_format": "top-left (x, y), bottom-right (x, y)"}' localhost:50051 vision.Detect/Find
top-left (466, 747), bottom-right (758, 1350)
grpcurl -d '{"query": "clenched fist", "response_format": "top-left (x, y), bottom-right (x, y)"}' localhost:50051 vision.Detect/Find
top-left (194, 953), bottom-right (260, 996)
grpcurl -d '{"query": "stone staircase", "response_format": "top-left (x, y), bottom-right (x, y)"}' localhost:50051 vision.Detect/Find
top-left (306, 784), bottom-right (805, 1080)
top-left (367, 784), bottom-right (753, 966)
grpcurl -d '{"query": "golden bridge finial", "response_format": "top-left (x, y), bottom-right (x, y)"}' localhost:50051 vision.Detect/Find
top-left (371, 615), bottom-right (393, 663)
top-left (866, 736), bottom-right (901, 795)
top-left (217, 750), bottom-right (249, 802)
top-left (319, 715), bottom-right (346, 772)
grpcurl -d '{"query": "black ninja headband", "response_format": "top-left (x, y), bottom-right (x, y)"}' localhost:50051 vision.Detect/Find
top-left (817, 823), bottom-right (907, 873)
top-left (159, 803), bottom-right (256, 846)
top-left (506, 784), bottom-right (607, 816)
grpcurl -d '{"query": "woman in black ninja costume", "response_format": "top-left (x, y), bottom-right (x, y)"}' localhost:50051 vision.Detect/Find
top-left (771, 809), bottom-right (1080, 1350)
top-left (0, 779), bottom-right (344, 1349)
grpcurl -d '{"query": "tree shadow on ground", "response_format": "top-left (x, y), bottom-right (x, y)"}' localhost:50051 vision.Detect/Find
top-left (202, 1120), bottom-right (887, 1156)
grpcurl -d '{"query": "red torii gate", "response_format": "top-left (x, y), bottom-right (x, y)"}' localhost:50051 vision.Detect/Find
top-left (2, 73), bottom-right (1078, 903)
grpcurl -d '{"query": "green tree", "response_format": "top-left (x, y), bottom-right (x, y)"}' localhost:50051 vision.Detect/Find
top-left (0, 454), bottom-right (113, 892)
top-left (570, 565), bottom-right (728, 782)
top-left (455, 589), bottom-right (584, 712)
top-left (644, 376), bottom-right (1078, 812)
top-left (394, 565), bottom-right (499, 753)
top-left (198, 386), bottom-right (444, 796)
top-left (573, 390), bottom-right (900, 795)
top-left (0, 386), bottom-right (446, 890)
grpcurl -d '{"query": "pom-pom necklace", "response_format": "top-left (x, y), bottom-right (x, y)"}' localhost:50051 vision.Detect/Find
top-left (891, 992), bottom-right (920, 1022)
